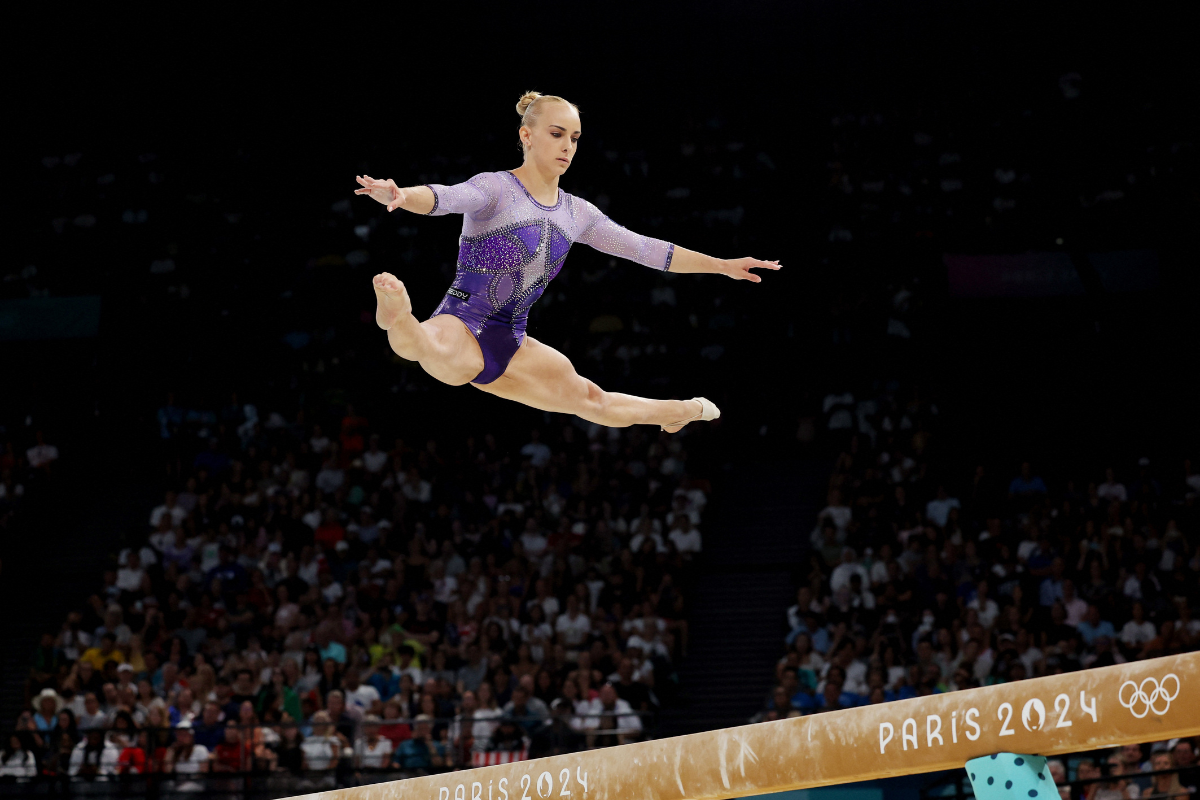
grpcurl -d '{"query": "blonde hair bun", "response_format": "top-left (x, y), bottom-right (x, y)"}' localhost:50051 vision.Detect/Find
top-left (516, 91), bottom-right (543, 117)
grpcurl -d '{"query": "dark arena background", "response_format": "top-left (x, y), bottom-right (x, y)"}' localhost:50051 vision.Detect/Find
top-left (4, 3), bottom-right (1198, 800)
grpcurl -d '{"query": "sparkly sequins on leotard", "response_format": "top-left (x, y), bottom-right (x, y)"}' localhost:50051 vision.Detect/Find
top-left (423, 170), bottom-right (675, 384)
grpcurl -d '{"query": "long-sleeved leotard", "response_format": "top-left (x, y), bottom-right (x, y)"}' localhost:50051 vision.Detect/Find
top-left (421, 170), bottom-right (675, 384)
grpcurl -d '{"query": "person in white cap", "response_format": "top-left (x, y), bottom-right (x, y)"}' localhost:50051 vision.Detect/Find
top-left (32, 688), bottom-right (63, 732)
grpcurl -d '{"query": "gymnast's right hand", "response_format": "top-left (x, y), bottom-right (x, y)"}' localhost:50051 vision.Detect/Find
top-left (355, 175), bottom-right (408, 212)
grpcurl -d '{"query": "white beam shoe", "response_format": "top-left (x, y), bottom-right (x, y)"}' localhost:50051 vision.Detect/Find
top-left (661, 397), bottom-right (721, 432)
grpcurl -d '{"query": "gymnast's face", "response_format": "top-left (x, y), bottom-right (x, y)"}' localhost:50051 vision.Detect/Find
top-left (521, 102), bottom-right (581, 176)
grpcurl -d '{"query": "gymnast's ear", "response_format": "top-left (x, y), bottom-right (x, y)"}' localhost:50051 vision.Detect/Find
top-left (516, 91), bottom-right (542, 155)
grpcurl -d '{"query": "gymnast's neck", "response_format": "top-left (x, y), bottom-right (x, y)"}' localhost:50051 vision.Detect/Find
top-left (509, 163), bottom-right (560, 203)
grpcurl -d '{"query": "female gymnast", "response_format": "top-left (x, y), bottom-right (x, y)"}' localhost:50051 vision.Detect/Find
top-left (354, 91), bottom-right (780, 432)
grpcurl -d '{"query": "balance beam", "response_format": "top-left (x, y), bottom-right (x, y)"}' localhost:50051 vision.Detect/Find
top-left (294, 652), bottom-right (1200, 800)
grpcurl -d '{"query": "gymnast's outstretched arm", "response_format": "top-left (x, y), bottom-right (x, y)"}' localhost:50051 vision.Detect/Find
top-left (355, 173), bottom-right (502, 218)
top-left (667, 245), bottom-right (781, 283)
top-left (355, 175), bottom-right (437, 214)
top-left (575, 198), bottom-right (780, 283)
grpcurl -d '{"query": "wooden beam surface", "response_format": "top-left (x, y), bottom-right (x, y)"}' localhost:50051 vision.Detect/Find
top-left (294, 653), bottom-right (1200, 800)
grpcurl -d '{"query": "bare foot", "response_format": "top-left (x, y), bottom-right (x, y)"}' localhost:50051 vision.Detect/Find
top-left (373, 272), bottom-right (413, 330)
top-left (662, 399), bottom-right (704, 433)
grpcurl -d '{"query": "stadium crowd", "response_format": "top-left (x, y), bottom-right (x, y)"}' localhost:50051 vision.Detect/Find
top-left (5, 403), bottom-right (707, 787)
top-left (753, 387), bottom-right (1200, 792)
top-left (7, 25), bottom-right (1196, 799)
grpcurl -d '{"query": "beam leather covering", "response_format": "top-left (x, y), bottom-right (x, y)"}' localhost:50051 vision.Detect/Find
top-left (293, 653), bottom-right (1200, 800)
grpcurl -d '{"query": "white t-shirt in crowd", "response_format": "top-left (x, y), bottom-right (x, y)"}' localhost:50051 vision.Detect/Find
top-left (1017, 646), bottom-right (1044, 676)
top-left (820, 659), bottom-right (868, 696)
top-left (345, 684), bottom-right (381, 714)
top-left (362, 449), bottom-right (389, 474)
top-left (629, 515), bottom-right (662, 536)
top-left (0, 751), bottom-right (37, 778)
top-left (68, 741), bottom-right (121, 776)
top-left (555, 612), bottom-right (591, 648)
top-left (301, 736), bottom-right (340, 771)
top-left (629, 532), bottom-right (667, 554)
top-left (1123, 574), bottom-right (1159, 600)
top-left (27, 444), bottom-right (60, 468)
top-left (674, 487), bottom-right (708, 512)
top-left (1119, 620), bottom-right (1156, 647)
top-left (116, 566), bottom-right (146, 592)
top-left (624, 616), bottom-right (667, 640)
top-left (297, 560), bottom-right (320, 587)
top-left (1063, 596), bottom-right (1088, 626)
top-left (315, 466), bottom-right (344, 494)
top-left (520, 441), bottom-right (552, 468)
top-left (967, 597), bottom-right (1000, 629)
top-left (830, 562), bottom-right (869, 592)
top-left (354, 737), bottom-right (393, 768)
top-left (925, 497), bottom-right (961, 528)
top-left (433, 575), bottom-right (458, 605)
top-left (818, 504), bottom-right (853, 533)
top-left (579, 698), bottom-right (642, 734)
top-left (400, 479), bottom-right (430, 504)
top-left (119, 545), bottom-right (159, 567)
top-left (150, 503), bottom-right (187, 528)
top-left (1016, 539), bottom-right (1040, 563)
top-left (625, 633), bottom-right (669, 660)
top-left (199, 541), bottom-right (222, 572)
top-left (321, 581), bottom-right (345, 604)
top-left (528, 596), bottom-right (559, 621)
top-left (520, 531), bottom-right (548, 558)
top-left (172, 744), bottom-right (211, 775)
top-left (669, 529), bottom-right (702, 553)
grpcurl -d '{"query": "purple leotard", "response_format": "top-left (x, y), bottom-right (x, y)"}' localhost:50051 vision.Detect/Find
top-left (422, 170), bottom-right (675, 384)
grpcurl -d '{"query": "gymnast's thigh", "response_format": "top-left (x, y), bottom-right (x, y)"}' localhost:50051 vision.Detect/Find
top-left (470, 335), bottom-right (593, 414)
top-left (420, 314), bottom-right (486, 386)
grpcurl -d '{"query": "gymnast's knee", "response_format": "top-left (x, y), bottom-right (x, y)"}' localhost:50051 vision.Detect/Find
top-left (579, 381), bottom-right (614, 421)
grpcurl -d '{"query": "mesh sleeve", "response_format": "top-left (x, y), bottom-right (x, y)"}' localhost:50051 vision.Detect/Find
top-left (575, 199), bottom-right (675, 271)
top-left (423, 172), bottom-right (504, 219)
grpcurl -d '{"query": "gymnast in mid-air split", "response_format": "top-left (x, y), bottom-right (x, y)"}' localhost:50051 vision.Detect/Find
top-left (354, 91), bottom-right (780, 432)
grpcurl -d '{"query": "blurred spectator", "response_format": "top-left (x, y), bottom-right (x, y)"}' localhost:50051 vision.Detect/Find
top-left (1142, 752), bottom-right (1188, 800)
top-left (392, 714), bottom-right (444, 771)
top-left (581, 683), bottom-right (641, 748)
top-left (68, 726), bottom-right (119, 779)
top-left (0, 732), bottom-right (38, 779)
top-left (354, 715), bottom-right (393, 769)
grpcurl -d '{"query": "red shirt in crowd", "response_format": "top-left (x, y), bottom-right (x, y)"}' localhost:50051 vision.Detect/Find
top-left (315, 522), bottom-right (345, 549)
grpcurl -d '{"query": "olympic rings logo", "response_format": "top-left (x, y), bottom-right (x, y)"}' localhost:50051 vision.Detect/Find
top-left (1118, 674), bottom-right (1180, 718)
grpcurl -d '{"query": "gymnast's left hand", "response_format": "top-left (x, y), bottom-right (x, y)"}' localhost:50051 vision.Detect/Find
top-left (722, 258), bottom-right (781, 283)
